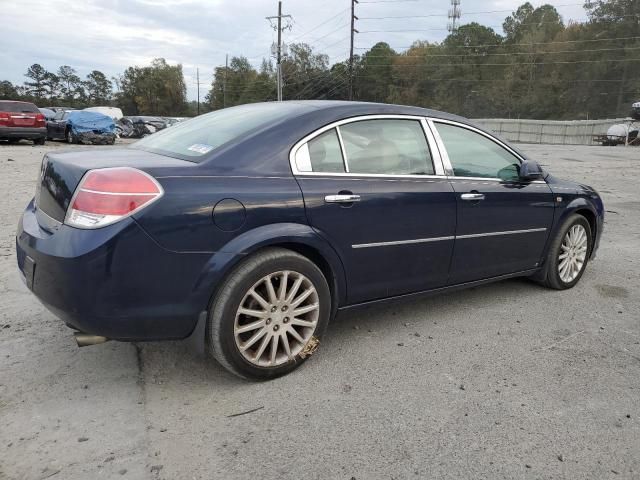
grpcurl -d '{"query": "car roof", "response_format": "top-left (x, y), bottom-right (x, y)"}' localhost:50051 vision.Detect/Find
top-left (0, 100), bottom-right (35, 104)
top-left (268, 100), bottom-right (470, 123)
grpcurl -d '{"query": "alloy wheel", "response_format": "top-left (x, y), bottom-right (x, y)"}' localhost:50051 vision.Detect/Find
top-left (558, 224), bottom-right (588, 283)
top-left (234, 270), bottom-right (320, 367)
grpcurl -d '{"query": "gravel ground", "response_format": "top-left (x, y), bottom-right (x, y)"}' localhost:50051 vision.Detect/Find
top-left (0, 140), bottom-right (638, 480)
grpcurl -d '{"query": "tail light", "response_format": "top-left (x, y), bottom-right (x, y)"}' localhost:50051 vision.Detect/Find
top-left (65, 167), bottom-right (163, 229)
top-left (0, 112), bottom-right (9, 123)
top-left (35, 113), bottom-right (45, 127)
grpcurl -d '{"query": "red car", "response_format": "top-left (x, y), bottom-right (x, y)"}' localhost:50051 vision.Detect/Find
top-left (0, 100), bottom-right (47, 145)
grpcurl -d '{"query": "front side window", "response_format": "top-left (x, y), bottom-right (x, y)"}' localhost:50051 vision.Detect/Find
top-left (434, 122), bottom-right (521, 181)
top-left (340, 119), bottom-right (434, 175)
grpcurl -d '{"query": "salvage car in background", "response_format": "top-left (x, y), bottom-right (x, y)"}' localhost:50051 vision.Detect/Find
top-left (47, 110), bottom-right (115, 144)
top-left (0, 100), bottom-right (47, 145)
top-left (38, 108), bottom-right (56, 121)
top-left (116, 115), bottom-right (169, 138)
top-left (16, 101), bottom-right (604, 380)
top-left (84, 106), bottom-right (123, 121)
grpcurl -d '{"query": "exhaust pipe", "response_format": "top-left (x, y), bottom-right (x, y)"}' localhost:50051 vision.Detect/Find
top-left (74, 332), bottom-right (110, 347)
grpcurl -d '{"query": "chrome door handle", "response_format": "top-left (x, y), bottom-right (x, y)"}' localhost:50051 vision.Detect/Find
top-left (325, 194), bottom-right (361, 204)
top-left (460, 193), bottom-right (485, 201)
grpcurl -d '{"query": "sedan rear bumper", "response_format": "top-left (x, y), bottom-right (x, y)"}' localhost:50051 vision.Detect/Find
top-left (16, 200), bottom-right (212, 341)
top-left (0, 126), bottom-right (46, 139)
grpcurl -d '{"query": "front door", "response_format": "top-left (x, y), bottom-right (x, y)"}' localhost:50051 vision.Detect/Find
top-left (431, 120), bottom-right (555, 284)
top-left (292, 117), bottom-right (457, 304)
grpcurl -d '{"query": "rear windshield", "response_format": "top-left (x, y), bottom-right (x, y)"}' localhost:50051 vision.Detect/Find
top-left (0, 101), bottom-right (39, 113)
top-left (131, 103), bottom-right (310, 162)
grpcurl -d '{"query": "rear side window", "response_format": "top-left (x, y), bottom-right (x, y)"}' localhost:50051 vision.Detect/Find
top-left (0, 101), bottom-right (39, 113)
top-left (294, 128), bottom-right (346, 173)
top-left (340, 119), bottom-right (434, 175)
top-left (434, 122), bottom-right (521, 180)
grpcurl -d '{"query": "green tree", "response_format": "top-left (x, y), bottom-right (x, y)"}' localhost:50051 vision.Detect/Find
top-left (24, 64), bottom-right (48, 99)
top-left (0, 81), bottom-right (19, 100)
top-left (84, 70), bottom-right (112, 105)
top-left (115, 58), bottom-right (187, 115)
top-left (57, 66), bottom-right (82, 103)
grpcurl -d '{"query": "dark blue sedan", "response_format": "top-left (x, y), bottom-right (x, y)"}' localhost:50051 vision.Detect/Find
top-left (16, 101), bottom-right (604, 380)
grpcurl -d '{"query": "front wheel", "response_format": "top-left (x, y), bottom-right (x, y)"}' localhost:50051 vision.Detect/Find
top-left (538, 214), bottom-right (592, 290)
top-left (207, 248), bottom-right (331, 380)
top-left (66, 129), bottom-right (74, 144)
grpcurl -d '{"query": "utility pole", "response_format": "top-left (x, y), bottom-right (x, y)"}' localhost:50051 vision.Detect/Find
top-left (223, 54), bottom-right (228, 108)
top-left (266, 1), bottom-right (291, 101)
top-left (349, 0), bottom-right (358, 101)
top-left (196, 67), bottom-right (200, 115)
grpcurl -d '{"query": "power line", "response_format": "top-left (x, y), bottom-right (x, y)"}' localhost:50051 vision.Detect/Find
top-left (354, 34), bottom-right (640, 50)
top-left (356, 57), bottom-right (640, 67)
top-left (289, 7), bottom-right (351, 43)
top-left (358, 3), bottom-right (587, 19)
top-left (361, 45), bottom-right (640, 58)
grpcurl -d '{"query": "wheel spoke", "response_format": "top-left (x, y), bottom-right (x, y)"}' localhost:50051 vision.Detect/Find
top-left (277, 271), bottom-right (289, 302)
top-left (248, 289), bottom-right (270, 310)
top-left (269, 335), bottom-right (279, 365)
top-left (236, 319), bottom-right (266, 334)
top-left (238, 307), bottom-right (266, 319)
top-left (254, 332), bottom-right (271, 360)
top-left (291, 318), bottom-right (315, 328)
top-left (265, 275), bottom-right (278, 304)
top-left (293, 303), bottom-right (319, 317)
top-left (241, 327), bottom-right (267, 351)
top-left (282, 332), bottom-right (292, 359)
top-left (559, 252), bottom-right (569, 260)
top-left (291, 288), bottom-right (313, 307)
top-left (288, 327), bottom-right (305, 344)
top-left (285, 276), bottom-right (303, 303)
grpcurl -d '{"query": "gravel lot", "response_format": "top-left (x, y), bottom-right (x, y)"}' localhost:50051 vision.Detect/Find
top-left (0, 140), bottom-right (638, 480)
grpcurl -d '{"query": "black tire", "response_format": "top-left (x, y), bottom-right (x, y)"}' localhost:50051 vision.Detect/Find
top-left (33, 137), bottom-right (45, 145)
top-left (7, 138), bottom-right (20, 144)
top-left (207, 247), bottom-right (331, 380)
top-left (537, 214), bottom-right (592, 290)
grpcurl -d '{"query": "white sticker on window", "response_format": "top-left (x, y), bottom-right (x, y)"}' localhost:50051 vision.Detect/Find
top-left (187, 143), bottom-right (214, 154)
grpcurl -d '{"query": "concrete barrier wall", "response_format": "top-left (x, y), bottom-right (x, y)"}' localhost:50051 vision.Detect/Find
top-left (471, 118), bottom-right (626, 145)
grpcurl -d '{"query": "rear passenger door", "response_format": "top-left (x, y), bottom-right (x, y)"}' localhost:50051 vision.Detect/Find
top-left (292, 116), bottom-right (457, 304)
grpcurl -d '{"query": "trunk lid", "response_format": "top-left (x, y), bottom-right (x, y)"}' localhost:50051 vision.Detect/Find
top-left (0, 101), bottom-right (43, 128)
top-left (35, 148), bottom-right (196, 223)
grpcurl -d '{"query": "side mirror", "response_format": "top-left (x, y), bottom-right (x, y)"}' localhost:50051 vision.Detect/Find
top-left (519, 160), bottom-right (544, 181)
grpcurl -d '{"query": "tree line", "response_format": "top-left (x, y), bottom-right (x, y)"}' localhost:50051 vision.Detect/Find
top-left (1, 0), bottom-right (638, 119)
top-left (207, 0), bottom-right (640, 120)
top-left (0, 58), bottom-right (189, 116)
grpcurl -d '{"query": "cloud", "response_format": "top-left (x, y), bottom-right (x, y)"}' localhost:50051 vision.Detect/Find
top-left (1, 0), bottom-right (587, 101)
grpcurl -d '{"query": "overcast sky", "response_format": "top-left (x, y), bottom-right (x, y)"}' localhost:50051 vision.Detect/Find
top-left (0, 0), bottom-right (588, 101)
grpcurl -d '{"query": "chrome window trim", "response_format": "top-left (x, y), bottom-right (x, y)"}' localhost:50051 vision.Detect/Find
top-left (420, 118), bottom-right (445, 176)
top-left (335, 126), bottom-right (350, 173)
top-left (289, 114), bottom-right (443, 179)
top-left (351, 227), bottom-right (547, 249)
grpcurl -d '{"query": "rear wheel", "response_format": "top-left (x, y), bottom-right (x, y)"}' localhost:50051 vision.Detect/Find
top-left (537, 214), bottom-right (591, 290)
top-left (34, 137), bottom-right (45, 145)
top-left (207, 248), bottom-right (331, 380)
